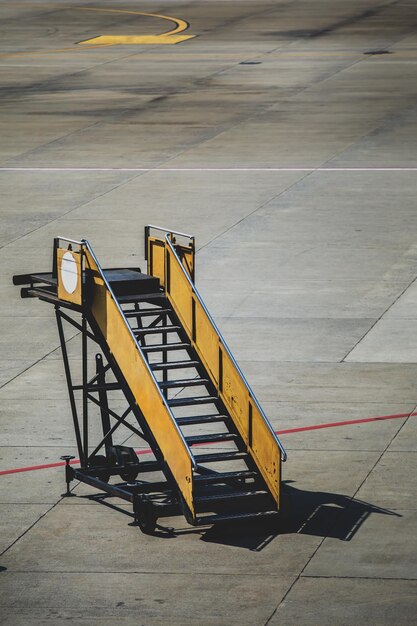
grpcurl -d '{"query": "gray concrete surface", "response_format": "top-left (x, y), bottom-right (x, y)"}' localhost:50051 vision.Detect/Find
top-left (1, 0), bottom-right (417, 624)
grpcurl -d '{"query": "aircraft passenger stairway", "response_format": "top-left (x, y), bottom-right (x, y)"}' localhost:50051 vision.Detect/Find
top-left (13, 226), bottom-right (287, 533)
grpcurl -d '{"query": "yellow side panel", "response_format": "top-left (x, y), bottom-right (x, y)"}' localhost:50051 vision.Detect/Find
top-left (180, 248), bottom-right (194, 280)
top-left (221, 350), bottom-right (249, 441)
top-left (163, 245), bottom-right (281, 507)
top-left (194, 299), bottom-right (219, 385)
top-left (148, 237), bottom-right (166, 286)
top-left (57, 248), bottom-right (82, 305)
top-left (85, 250), bottom-right (194, 517)
top-left (250, 403), bottom-right (280, 504)
top-left (168, 248), bottom-right (193, 335)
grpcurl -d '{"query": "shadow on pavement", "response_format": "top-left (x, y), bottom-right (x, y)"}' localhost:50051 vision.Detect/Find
top-left (199, 481), bottom-right (401, 551)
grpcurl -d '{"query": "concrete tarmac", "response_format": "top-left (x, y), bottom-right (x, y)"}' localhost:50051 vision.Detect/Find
top-left (1, 1), bottom-right (417, 624)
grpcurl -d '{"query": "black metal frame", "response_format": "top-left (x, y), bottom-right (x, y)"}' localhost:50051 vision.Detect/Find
top-left (54, 301), bottom-right (186, 532)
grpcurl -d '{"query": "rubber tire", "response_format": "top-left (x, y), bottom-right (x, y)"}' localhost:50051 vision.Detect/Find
top-left (89, 454), bottom-right (111, 483)
top-left (120, 467), bottom-right (139, 483)
top-left (138, 501), bottom-right (157, 534)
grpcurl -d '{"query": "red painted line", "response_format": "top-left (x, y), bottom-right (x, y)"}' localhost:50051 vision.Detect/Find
top-left (275, 411), bottom-right (413, 435)
top-left (0, 411), bottom-right (414, 477)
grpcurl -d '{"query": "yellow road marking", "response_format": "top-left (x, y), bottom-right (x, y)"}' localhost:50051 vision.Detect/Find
top-left (77, 7), bottom-right (195, 46)
top-left (0, 5), bottom-right (195, 56)
top-left (79, 35), bottom-right (194, 45)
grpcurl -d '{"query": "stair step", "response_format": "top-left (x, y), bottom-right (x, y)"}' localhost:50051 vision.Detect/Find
top-left (151, 360), bottom-right (200, 371)
top-left (105, 269), bottom-right (160, 297)
top-left (159, 378), bottom-right (208, 389)
top-left (176, 414), bottom-right (227, 426)
top-left (117, 293), bottom-right (165, 304)
top-left (185, 433), bottom-right (237, 446)
top-left (124, 308), bottom-right (171, 318)
top-left (195, 489), bottom-right (268, 504)
top-left (168, 396), bottom-right (218, 408)
top-left (195, 510), bottom-right (279, 526)
top-left (194, 451), bottom-right (248, 464)
top-left (134, 325), bottom-right (181, 336)
top-left (141, 342), bottom-right (190, 353)
top-left (194, 470), bottom-right (257, 484)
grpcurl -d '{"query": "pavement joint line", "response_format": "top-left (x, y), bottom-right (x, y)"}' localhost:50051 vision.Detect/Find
top-left (0, 412), bottom-right (414, 477)
top-left (300, 575), bottom-right (417, 580)
top-left (1, 167), bottom-right (417, 171)
top-left (0, 570), bottom-right (289, 576)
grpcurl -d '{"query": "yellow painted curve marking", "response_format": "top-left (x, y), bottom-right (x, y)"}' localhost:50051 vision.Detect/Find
top-left (77, 7), bottom-right (195, 46)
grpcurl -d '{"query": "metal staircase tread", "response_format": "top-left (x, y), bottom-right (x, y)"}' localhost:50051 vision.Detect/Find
top-left (141, 342), bottom-right (190, 353)
top-left (159, 378), bottom-right (208, 389)
top-left (185, 433), bottom-right (237, 445)
top-left (117, 293), bottom-right (165, 303)
top-left (195, 510), bottom-right (279, 526)
top-left (194, 470), bottom-right (257, 483)
top-left (124, 308), bottom-right (171, 318)
top-left (176, 414), bottom-right (227, 426)
top-left (134, 325), bottom-right (181, 335)
top-left (151, 360), bottom-right (200, 371)
top-left (193, 451), bottom-right (248, 463)
top-left (168, 396), bottom-right (218, 407)
top-left (195, 489), bottom-right (268, 504)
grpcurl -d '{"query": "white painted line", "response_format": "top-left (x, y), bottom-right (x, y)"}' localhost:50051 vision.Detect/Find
top-left (1, 167), bottom-right (417, 172)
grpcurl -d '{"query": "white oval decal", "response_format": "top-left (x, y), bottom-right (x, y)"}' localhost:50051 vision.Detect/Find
top-left (61, 251), bottom-right (78, 294)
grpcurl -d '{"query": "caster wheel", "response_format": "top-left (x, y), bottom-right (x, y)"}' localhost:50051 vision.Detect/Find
top-left (89, 454), bottom-right (111, 483)
top-left (138, 500), bottom-right (157, 534)
top-left (120, 467), bottom-right (139, 483)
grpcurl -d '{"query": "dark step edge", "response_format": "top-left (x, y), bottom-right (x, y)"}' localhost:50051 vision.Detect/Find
top-left (176, 414), bottom-right (227, 426)
top-left (186, 433), bottom-right (237, 445)
top-left (124, 308), bottom-right (171, 318)
top-left (193, 470), bottom-right (257, 483)
top-left (159, 378), bottom-right (209, 389)
top-left (168, 396), bottom-right (218, 407)
top-left (141, 343), bottom-right (190, 353)
top-left (193, 451), bottom-right (248, 463)
top-left (134, 326), bottom-right (181, 335)
top-left (150, 360), bottom-right (199, 371)
top-left (195, 490), bottom-right (268, 504)
top-left (195, 510), bottom-right (279, 526)
top-left (117, 293), bottom-right (165, 303)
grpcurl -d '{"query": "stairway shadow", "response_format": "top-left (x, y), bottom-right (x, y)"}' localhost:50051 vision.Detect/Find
top-left (199, 481), bottom-right (401, 551)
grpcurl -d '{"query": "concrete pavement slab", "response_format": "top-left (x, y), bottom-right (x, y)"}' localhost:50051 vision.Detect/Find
top-left (218, 316), bottom-right (374, 362)
top-left (0, 360), bottom-right (34, 389)
top-left (269, 577), bottom-right (417, 626)
top-left (345, 319), bottom-right (417, 363)
top-left (0, 503), bottom-right (52, 554)
top-left (262, 401), bottom-right (411, 451)
top-left (303, 508), bottom-right (417, 579)
top-left (389, 417), bottom-right (417, 452)
top-left (0, 353), bottom-right (77, 399)
top-left (0, 317), bottom-right (76, 362)
top-left (0, 571), bottom-right (294, 626)
top-left (355, 450), bottom-right (417, 509)
top-left (235, 361), bottom-right (417, 404)
top-left (0, 447), bottom-right (75, 504)
top-left (0, 501), bottom-right (322, 576)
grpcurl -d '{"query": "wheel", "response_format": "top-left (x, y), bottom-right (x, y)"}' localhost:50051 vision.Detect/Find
top-left (89, 454), bottom-right (111, 483)
top-left (120, 467), bottom-right (139, 482)
top-left (138, 500), bottom-right (157, 534)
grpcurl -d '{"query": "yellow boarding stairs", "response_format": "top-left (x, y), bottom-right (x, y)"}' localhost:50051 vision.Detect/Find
top-left (13, 226), bottom-right (287, 533)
